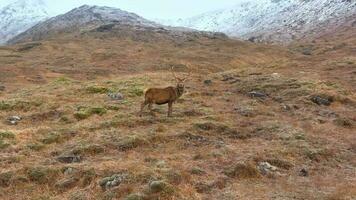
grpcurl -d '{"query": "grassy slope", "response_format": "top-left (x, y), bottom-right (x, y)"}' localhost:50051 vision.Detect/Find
top-left (0, 29), bottom-right (355, 199)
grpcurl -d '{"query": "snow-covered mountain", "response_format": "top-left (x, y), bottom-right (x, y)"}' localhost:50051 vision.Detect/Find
top-left (0, 0), bottom-right (51, 44)
top-left (157, 0), bottom-right (356, 43)
top-left (8, 5), bottom-right (227, 44)
top-left (7, 5), bottom-right (164, 44)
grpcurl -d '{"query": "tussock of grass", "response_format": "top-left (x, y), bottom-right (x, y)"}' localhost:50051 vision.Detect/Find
top-left (0, 131), bottom-right (15, 149)
top-left (85, 85), bottom-right (110, 94)
top-left (224, 163), bottom-right (260, 179)
top-left (74, 106), bottom-right (107, 120)
top-left (0, 100), bottom-right (42, 111)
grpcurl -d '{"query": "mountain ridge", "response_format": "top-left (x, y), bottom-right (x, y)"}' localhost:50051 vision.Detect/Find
top-left (156, 0), bottom-right (356, 43)
top-left (0, 0), bottom-right (51, 44)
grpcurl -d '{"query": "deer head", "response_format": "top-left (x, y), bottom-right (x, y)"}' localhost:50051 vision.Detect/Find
top-left (171, 64), bottom-right (191, 95)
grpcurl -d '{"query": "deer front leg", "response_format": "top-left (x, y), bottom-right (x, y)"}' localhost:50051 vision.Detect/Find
top-left (139, 101), bottom-right (148, 117)
top-left (168, 102), bottom-right (173, 117)
top-left (148, 103), bottom-right (156, 116)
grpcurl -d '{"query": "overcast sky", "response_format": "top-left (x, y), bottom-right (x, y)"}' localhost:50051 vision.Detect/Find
top-left (0, 0), bottom-right (241, 19)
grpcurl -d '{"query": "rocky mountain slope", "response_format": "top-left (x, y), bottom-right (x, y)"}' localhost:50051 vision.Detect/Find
top-left (8, 5), bottom-right (226, 44)
top-left (7, 5), bottom-right (161, 44)
top-left (0, 0), bottom-right (50, 44)
top-left (157, 0), bottom-right (356, 43)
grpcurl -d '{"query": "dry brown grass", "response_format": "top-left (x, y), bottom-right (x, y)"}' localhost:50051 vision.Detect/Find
top-left (0, 29), bottom-right (355, 199)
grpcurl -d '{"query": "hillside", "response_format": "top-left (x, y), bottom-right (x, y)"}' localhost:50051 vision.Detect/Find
top-left (157, 0), bottom-right (356, 43)
top-left (0, 4), bottom-right (355, 200)
top-left (0, 0), bottom-right (50, 44)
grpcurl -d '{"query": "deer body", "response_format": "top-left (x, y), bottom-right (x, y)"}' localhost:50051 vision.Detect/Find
top-left (139, 84), bottom-right (184, 117)
top-left (139, 66), bottom-right (190, 117)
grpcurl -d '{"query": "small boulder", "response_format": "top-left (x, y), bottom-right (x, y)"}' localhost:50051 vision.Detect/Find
top-left (107, 92), bottom-right (124, 101)
top-left (257, 162), bottom-right (277, 175)
top-left (203, 80), bottom-right (212, 85)
top-left (311, 95), bottom-right (333, 106)
top-left (299, 168), bottom-right (309, 177)
top-left (0, 85), bottom-right (5, 91)
top-left (63, 167), bottom-right (78, 176)
top-left (248, 91), bottom-right (268, 99)
top-left (57, 154), bottom-right (81, 163)
top-left (99, 173), bottom-right (128, 189)
top-left (7, 116), bottom-right (22, 125)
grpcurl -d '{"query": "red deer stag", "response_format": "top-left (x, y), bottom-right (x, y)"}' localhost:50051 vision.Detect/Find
top-left (139, 65), bottom-right (191, 117)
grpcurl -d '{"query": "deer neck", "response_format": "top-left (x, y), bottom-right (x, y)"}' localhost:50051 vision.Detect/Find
top-left (175, 86), bottom-right (184, 98)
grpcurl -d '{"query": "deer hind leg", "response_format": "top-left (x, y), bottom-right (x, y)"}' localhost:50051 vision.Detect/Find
top-left (139, 100), bottom-right (148, 117)
top-left (168, 102), bottom-right (173, 117)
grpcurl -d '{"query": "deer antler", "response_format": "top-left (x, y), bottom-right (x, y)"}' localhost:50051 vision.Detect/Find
top-left (171, 66), bottom-right (179, 82)
top-left (182, 63), bottom-right (193, 82)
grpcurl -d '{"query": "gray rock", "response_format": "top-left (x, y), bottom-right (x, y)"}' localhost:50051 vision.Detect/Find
top-left (107, 92), bottom-right (124, 101)
top-left (63, 167), bottom-right (77, 176)
top-left (7, 116), bottom-right (22, 125)
top-left (57, 154), bottom-right (81, 163)
top-left (311, 95), bottom-right (333, 106)
top-left (99, 173), bottom-right (128, 189)
top-left (299, 168), bottom-right (309, 177)
top-left (248, 91), bottom-right (268, 99)
top-left (258, 162), bottom-right (277, 175)
top-left (203, 79), bottom-right (212, 85)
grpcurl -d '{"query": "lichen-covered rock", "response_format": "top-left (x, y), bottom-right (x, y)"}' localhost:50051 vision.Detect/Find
top-left (57, 154), bottom-right (82, 163)
top-left (99, 173), bottom-right (128, 189)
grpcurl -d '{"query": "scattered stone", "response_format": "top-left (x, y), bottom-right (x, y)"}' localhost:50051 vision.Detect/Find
top-left (99, 173), bottom-right (128, 189)
top-left (234, 106), bottom-right (255, 117)
top-left (7, 116), bottom-right (22, 125)
top-left (221, 74), bottom-right (235, 82)
top-left (281, 104), bottom-right (291, 111)
top-left (95, 24), bottom-right (116, 32)
top-left (271, 73), bottom-right (281, 78)
top-left (203, 79), bottom-right (212, 85)
top-left (63, 167), bottom-right (77, 176)
top-left (311, 95), bottom-right (333, 106)
top-left (55, 177), bottom-right (79, 191)
top-left (57, 154), bottom-right (82, 163)
top-left (316, 110), bottom-right (338, 118)
top-left (107, 92), bottom-right (124, 101)
top-left (299, 168), bottom-right (309, 177)
top-left (248, 91), bottom-right (268, 99)
top-left (155, 160), bottom-right (167, 168)
top-left (258, 162), bottom-right (278, 175)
